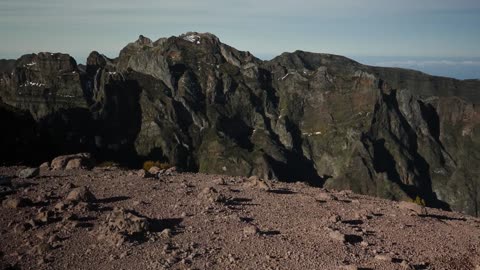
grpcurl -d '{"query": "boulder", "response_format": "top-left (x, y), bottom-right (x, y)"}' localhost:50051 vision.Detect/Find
top-left (66, 186), bottom-right (96, 202)
top-left (65, 158), bottom-right (83, 170)
top-left (148, 166), bottom-right (161, 175)
top-left (398, 201), bottom-right (426, 215)
top-left (51, 153), bottom-right (92, 170)
top-left (244, 176), bottom-right (271, 191)
top-left (96, 207), bottom-right (151, 246)
top-left (18, 167), bottom-right (39, 179)
top-left (39, 162), bottom-right (50, 170)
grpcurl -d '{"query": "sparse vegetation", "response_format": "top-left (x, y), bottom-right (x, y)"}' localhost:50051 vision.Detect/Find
top-left (97, 161), bottom-right (119, 168)
top-left (142, 160), bottom-right (171, 171)
top-left (412, 195), bottom-right (426, 207)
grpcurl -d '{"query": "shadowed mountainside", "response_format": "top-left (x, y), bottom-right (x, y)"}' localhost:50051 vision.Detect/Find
top-left (0, 32), bottom-right (479, 216)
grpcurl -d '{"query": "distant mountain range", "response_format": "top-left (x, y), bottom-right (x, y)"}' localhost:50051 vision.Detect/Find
top-left (0, 32), bottom-right (479, 216)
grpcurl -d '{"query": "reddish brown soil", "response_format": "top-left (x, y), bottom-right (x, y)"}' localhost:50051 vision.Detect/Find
top-left (1, 166), bottom-right (479, 270)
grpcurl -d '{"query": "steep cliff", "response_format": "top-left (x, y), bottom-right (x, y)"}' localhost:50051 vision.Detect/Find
top-left (1, 32), bottom-right (479, 215)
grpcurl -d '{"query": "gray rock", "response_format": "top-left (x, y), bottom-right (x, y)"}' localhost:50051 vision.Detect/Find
top-left (18, 167), bottom-right (39, 179)
top-left (66, 186), bottom-right (96, 202)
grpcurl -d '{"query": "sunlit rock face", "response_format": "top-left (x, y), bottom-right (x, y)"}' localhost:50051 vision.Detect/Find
top-left (1, 32), bottom-right (479, 216)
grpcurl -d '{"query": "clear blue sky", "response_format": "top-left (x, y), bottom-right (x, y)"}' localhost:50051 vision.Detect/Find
top-left (1, 0), bottom-right (479, 79)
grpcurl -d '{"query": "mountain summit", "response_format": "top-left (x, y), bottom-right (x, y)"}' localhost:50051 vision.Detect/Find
top-left (0, 32), bottom-right (479, 216)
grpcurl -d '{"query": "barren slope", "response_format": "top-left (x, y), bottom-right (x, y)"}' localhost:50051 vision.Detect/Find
top-left (1, 166), bottom-right (479, 270)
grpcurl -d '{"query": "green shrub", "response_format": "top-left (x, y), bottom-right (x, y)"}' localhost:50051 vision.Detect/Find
top-left (412, 195), bottom-right (426, 207)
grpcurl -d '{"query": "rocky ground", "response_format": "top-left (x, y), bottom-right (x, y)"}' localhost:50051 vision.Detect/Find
top-left (1, 165), bottom-right (480, 270)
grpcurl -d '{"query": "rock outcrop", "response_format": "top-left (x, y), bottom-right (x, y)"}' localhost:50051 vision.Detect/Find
top-left (0, 32), bottom-right (479, 215)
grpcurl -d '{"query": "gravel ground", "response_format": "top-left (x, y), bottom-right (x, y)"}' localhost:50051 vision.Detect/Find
top-left (1, 166), bottom-right (479, 270)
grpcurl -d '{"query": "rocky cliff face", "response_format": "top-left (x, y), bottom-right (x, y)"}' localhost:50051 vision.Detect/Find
top-left (1, 32), bottom-right (479, 216)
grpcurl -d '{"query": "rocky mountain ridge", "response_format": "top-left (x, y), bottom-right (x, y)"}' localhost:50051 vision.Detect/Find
top-left (1, 32), bottom-right (479, 216)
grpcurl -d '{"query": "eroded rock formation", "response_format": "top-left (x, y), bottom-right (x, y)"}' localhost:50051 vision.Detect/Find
top-left (1, 32), bottom-right (479, 215)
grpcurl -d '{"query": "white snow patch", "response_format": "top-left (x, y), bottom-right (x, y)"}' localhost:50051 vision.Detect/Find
top-left (279, 73), bottom-right (291, 81)
top-left (302, 131), bottom-right (322, 137)
top-left (108, 72), bottom-right (117, 75)
top-left (25, 62), bottom-right (36, 66)
top-left (21, 81), bottom-right (45, 87)
top-left (183, 34), bottom-right (201, 45)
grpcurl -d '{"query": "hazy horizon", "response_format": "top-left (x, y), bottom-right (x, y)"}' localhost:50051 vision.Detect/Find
top-left (1, 0), bottom-right (479, 79)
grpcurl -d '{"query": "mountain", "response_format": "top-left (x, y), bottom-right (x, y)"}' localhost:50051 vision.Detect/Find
top-left (0, 32), bottom-right (479, 216)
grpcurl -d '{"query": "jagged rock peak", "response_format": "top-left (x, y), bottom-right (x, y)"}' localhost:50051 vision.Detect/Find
top-left (270, 50), bottom-right (363, 71)
top-left (15, 52), bottom-right (78, 74)
top-left (86, 51), bottom-right (115, 75)
top-left (136, 35), bottom-right (153, 46)
top-left (177, 32), bottom-right (221, 45)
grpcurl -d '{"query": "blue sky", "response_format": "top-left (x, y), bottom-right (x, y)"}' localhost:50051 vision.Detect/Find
top-left (1, 0), bottom-right (479, 79)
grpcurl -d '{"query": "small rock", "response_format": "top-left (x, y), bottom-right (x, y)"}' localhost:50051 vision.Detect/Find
top-left (136, 169), bottom-right (152, 178)
top-left (316, 192), bottom-right (334, 202)
top-left (39, 162), bottom-right (50, 170)
top-left (244, 176), bottom-right (271, 191)
top-left (148, 166), bottom-right (161, 175)
top-left (243, 225), bottom-right (259, 236)
top-left (161, 228), bottom-right (172, 238)
top-left (374, 254), bottom-right (393, 262)
top-left (228, 253), bottom-right (236, 263)
top-left (47, 235), bottom-right (60, 245)
top-left (119, 251), bottom-right (128, 259)
top-left (132, 200), bottom-right (143, 206)
top-left (66, 186), bottom-right (96, 202)
top-left (342, 265), bottom-right (359, 270)
top-left (329, 215), bottom-right (341, 223)
top-left (400, 260), bottom-right (414, 269)
top-left (97, 208), bottom-right (151, 246)
top-left (51, 153), bottom-right (92, 170)
top-left (35, 210), bottom-right (53, 224)
top-left (398, 201), bottom-right (425, 215)
top-left (214, 178), bottom-right (226, 185)
top-left (199, 187), bottom-right (227, 203)
top-left (65, 158), bottom-right (84, 170)
top-left (328, 230), bottom-right (346, 242)
top-left (54, 202), bottom-right (67, 211)
top-left (2, 197), bottom-right (30, 209)
top-left (14, 222), bottom-right (32, 233)
top-left (18, 167), bottom-right (39, 179)
top-left (165, 166), bottom-right (177, 174)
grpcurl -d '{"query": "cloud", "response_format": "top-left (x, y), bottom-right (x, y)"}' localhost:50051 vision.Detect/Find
top-left (374, 60), bottom-right (480, 67)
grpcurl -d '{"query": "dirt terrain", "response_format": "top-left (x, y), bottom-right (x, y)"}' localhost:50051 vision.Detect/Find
top-left (1, 165), bottom-right (480, 270)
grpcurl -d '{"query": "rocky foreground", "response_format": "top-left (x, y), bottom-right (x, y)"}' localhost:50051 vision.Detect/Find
top-left (1, 165), bottom-right (479, 270)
